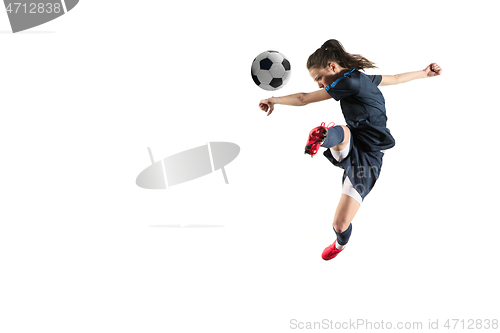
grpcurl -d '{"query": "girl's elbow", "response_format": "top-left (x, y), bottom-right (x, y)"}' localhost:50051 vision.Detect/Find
top-left (297, 93), bottom-right (308, 106)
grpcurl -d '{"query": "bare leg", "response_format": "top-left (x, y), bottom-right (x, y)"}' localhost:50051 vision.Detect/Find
top-left (333, 194), bottom-right (360, 233)
top-left (321, 193), bottom-right (361, 260)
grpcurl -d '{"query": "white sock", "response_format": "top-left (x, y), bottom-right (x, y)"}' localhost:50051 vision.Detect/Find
top-left (335, 241), bottom-right (346, 250)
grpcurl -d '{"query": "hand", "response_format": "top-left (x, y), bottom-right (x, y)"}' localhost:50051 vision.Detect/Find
top-left (424, 63), bottom-right (442, 77)
top-left (259, 98), bottom-right (275, 116)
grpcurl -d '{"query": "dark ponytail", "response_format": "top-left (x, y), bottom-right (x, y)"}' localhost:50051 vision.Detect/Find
top-left (306, 39), bottom-right (377, 71)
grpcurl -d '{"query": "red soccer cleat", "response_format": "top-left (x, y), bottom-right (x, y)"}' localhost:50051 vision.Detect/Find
top-left (321, 240), bottom-right (345, 260)
top-left (304, 122), bottom-right (335, 157)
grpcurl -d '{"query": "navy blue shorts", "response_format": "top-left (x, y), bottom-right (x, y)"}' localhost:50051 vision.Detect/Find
top-left (323, 134), bottom-right (384, 201)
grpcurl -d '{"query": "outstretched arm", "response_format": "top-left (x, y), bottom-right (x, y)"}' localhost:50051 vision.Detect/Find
top-left (379, 63), bottom-right (442, 86)
top-left (259, 89), bottom-right (331, 116)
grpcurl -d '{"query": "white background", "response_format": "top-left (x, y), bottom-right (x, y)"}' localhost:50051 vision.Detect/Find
top-left (1, 0), bottom-right (499, 332)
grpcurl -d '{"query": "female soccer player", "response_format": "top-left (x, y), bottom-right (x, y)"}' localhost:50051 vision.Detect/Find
top-left (259, 39), bottom-right (442, 260)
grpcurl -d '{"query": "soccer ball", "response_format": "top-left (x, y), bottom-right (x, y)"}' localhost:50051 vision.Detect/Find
top-left (251, 51), bottom-right (291, 91)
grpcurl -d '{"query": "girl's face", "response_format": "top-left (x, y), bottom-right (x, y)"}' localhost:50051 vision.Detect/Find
top-left (309, 62), bottom-right (344, 89)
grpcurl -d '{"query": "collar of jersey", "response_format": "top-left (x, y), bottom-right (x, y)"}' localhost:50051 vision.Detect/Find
top-left (325, 68), bottom-right (356, 91)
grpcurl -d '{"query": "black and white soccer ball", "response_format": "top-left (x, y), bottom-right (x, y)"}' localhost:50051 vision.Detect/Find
top-left (251, 51), bottom-right (291, 91)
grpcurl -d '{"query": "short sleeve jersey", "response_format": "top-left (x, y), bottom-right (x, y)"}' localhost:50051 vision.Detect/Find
top-left (325, 69), bottom-right (395, 151)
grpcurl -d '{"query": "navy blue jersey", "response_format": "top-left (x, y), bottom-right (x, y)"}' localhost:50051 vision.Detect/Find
top-left (325, 69), bottom-right (395, 151)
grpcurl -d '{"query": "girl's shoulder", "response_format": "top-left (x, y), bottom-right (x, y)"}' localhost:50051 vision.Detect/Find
top-left (357, 70), bottom-right (383, 87)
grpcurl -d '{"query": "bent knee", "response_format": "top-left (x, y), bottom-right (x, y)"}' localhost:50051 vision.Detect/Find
top-left (339, 125), bottom-right (350, 135)
top-left (333, 219), bottom-right (351, 233)
top-left (331, 125), bottom-right (350, 151)
top-left (336, 125), bottom-right (350, 141)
